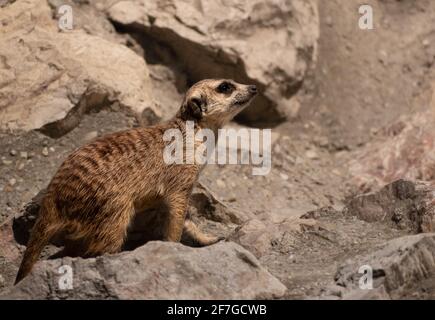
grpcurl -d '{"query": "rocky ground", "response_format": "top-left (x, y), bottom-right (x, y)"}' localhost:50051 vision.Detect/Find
top-left (1, 0), bottom-right (435, 299)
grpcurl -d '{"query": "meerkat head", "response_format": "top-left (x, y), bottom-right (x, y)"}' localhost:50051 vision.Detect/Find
top-left (177, 79), bottom-right (258, 127)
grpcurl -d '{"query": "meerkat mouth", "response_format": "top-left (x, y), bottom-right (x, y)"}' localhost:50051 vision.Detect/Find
top-left (235, 99), bottom-right (249, 106)
top-left (234, 96), bottom-right (255, 107)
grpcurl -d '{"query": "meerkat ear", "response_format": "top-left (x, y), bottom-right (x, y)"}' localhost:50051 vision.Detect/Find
top-left (181, 97), bottom-right (206, 120)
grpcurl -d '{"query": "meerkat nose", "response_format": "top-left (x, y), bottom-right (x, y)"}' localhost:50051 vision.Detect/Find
top-left (248, 85), bottom-right (257, 94)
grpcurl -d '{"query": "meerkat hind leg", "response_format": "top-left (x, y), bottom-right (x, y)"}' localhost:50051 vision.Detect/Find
top-left (81, 204), bottom-right (133, 257)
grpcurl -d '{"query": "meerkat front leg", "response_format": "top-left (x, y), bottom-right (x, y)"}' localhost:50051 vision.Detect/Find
top-left (164, 193), bottom-right (189, 242)
top-left (183, 219), bottom-right (224, 247)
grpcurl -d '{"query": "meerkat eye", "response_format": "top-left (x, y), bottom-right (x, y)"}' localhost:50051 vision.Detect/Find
top-left (216, 81), bottom-right (235, 94)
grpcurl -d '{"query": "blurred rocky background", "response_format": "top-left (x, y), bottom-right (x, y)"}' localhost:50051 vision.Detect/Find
top-left (1, 0), bottom-right (435, 299)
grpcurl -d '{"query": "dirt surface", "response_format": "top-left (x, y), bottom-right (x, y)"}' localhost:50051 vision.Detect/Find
top-left (297, 0), bottom-right (435, 150)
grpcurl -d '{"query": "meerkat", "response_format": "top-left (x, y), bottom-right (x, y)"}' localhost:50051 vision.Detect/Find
top-left (14, 79), bottom-right (258, 284)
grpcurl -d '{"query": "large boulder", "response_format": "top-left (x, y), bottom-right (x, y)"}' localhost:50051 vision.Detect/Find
top-left (1, 241), bottom-right (287, 299)
top-left (332, 233), bottom-right (435, 299)
top-left (349, 85), bottom-right (435, 192)
top-left (0, 0), bottom-right (159, 136)
top-left (345, 179), bottom-right (435, 233)
top-left (229, 216), bottom-right (320, 258)
top-left (106, 0), bottom-right (319, 126)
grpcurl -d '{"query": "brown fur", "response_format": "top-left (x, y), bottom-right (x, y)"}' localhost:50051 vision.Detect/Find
top-left (14, 79), bottom-right (257, 284)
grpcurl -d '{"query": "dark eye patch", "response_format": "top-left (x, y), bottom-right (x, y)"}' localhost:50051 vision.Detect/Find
top-left (216, 81), bottom-right (235, 94)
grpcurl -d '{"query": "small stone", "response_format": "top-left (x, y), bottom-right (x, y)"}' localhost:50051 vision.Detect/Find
top-left (9, 178), bottom-right (17, 186)
top-left (216, 179), bottom-right (226, 188)
top-left (20, 151), bottom-right (28, 159)
top-left (295, 156), bottom-right (304, 165)
top-left (83, 131), bottom-right (98, 142)
top-left (306, 150), bottom-right (319, 160)
top-left (2, 159), bottom-right (12, 165)
top-left (10, 149), bottom-right (17, 156)
top-left (378, 50), bottom-right (388, 64)
top-left (422, 39), bottom-right (430, 47)
top-left (42, 147), bottom-right (49, 157)
top-left (17, 162), bottom-right (25, 170)
top-left (332, 169), bottom-right (341, 176)
top-left (280, 173), bottom-right (289, 181)
top-left (288, 98), bottom-right (301, 119)
top-left (325, 16), bottom-right (333, 27)
top-left (49, 147), bottom-right (55, 153)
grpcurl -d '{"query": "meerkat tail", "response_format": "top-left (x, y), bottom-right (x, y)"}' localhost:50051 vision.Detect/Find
top-left (183, 219), bottom-right (222, 247)
top-left (14, 208), bottom-right (60, 285)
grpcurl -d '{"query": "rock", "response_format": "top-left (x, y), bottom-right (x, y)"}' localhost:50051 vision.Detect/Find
top-left (190, 182), bottom-right (251, 225)
top-left (0, 0), bottom-right (14, 8)
top-left (82, 131), bottom-right (99, 143)
top-left (147, 64), bottom-right (185, 121)
top-left (345, 179), bottom-right (435, 233)
top-left (305, 149), bottom-right (319, 160)
top-left (1, 241), bottom-right (287, 299)
top-left (349, 89), bottom-right (435, 191)
top-left (9, 150), bottom-right (16, 156)
top-left (0, 216), bottom-right (22, 274)
top-left (230, 219), bottom-right (275, 258)
top-left (8, 178), bottom-right (16, 186)
top-left (41, 147), bottom-right (49, 157)
top-left (107, 0), bottom-right (319, 126)
top-left (287, 97), bottom-right (302, 119)
top-left (216, 179), bottom-right (226, 189)
top-left (47, 0), bottom-right (122, 43)
top-left (230, 215), bottom-right (322, 258)
top-left (333, 233), bottom-right (435, 299)
top-left (0, 0), bottom-right (159, 136)
top-left (19, 152), bottom-right (27, 159)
